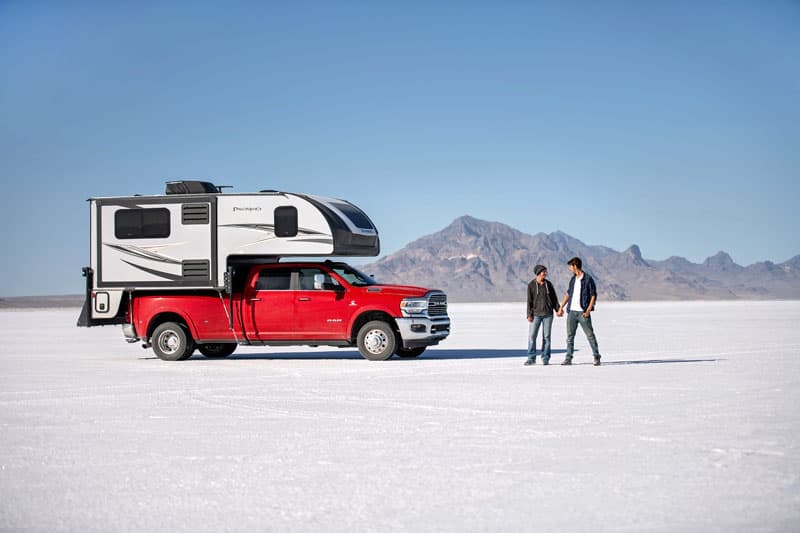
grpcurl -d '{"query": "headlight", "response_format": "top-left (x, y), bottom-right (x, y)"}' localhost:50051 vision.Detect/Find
top-left (400, 298), bottom-right (428, 316)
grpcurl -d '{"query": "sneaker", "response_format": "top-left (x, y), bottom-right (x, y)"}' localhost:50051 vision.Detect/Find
top-left (542, 358), bottom-right (550, 366)
top-left (561, 357), bottom-right (572, 366)
top-left (593, 356), bottom-right (601, 366)
top-left (524, 357), bottom-right (536, 366)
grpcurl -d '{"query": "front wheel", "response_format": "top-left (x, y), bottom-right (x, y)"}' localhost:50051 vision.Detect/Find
top-left (198, 343), bottom-right (237, 358)
top-left (396, 347), bottom-right (426, 358)
top-left (151, 321), bottom-right (195, 361)
top-left (356, 321), bottom-right (397, 361)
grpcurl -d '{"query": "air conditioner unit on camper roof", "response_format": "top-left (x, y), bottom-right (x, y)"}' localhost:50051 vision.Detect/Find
top-left (165, 180), bottom-right (219, 195)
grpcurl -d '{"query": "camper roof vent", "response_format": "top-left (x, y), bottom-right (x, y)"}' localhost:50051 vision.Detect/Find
top-left (166, 180), bottom-right (220, 195)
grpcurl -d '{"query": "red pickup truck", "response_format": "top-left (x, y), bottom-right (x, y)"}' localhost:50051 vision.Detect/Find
top-left (124, 261), bottom-right (450, 361)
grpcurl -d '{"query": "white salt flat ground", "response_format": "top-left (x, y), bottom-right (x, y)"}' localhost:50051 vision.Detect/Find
top-left (1, 301), bottom-right (799, 532)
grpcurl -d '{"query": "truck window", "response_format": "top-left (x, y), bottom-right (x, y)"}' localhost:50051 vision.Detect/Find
top-left (114, 208), bottom-right (171, 239)
top-left (330, 264), bottom-right (377, 286)
top-left (255, 268), bottom-right (292, 290)
top-left (297, 268), bottom-right (340, 290)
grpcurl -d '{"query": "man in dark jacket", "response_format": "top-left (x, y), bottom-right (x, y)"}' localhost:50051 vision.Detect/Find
top-left (525, 264), bottom-right (560, 365)
top-left (557, 257), bottom-right (601, 366)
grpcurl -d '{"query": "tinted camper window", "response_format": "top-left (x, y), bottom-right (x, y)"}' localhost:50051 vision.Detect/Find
top-left (115, 208), bottom-right (171, 239)
top-left (331, 202), bottom-right (374, 230)
top-left (274, 206), bottom-right (298, 237)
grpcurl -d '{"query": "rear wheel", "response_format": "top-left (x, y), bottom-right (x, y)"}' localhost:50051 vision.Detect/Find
top-left (356, 321), bottom-right (396, 361)
top-left (396, 347), bottom-right (426, 358)
top-left (151, 321), bottom-right (195, 361)
top-left (198, 343), bottom-right (237, 358)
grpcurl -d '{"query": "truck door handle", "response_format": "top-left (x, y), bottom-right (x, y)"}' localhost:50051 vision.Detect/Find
top-left (298, 297), bottom-right (311, 302)
top-left (248, 298), bottom-right (261, 302)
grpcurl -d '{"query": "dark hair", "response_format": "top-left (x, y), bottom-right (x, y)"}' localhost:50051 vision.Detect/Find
top-left (567, 257), bottom-right (582, 269)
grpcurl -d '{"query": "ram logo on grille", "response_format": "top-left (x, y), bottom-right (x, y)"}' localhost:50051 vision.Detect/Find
top-left (428, 293), bottom-right (448, 316)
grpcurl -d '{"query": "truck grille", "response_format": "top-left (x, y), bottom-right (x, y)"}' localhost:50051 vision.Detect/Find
top-left (428, 293), bottom-right (448, 316)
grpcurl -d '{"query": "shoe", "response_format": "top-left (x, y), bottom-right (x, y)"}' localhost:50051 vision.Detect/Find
top-left (524, 357), bottom-right (536, 366)
top-left (542, 358), bottom-right (550, 366)
top-left (561, 357), bottom-right (572, 366)
top-left (593, 356), bottom-right (601, 366)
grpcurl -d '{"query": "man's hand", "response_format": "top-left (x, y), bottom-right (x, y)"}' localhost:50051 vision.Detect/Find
top-left (527, 316), bottom-right (533, 323)
top-left (556, 308), bottom-right (564, 317)
top-left (582, 310), bottom-right (591, 318)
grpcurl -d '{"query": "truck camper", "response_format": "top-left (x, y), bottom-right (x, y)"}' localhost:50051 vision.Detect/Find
top-left (78, 181), bottom-right (450, 361)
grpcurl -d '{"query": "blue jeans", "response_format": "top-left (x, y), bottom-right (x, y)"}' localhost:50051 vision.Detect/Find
top-left (566, 310), bottom-right (600, 359)
top-left (527, 315), bottom-right (553, 358)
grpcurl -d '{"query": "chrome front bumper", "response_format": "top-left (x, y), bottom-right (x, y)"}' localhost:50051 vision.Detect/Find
top-left (395, 317), bottom-right (451, 349)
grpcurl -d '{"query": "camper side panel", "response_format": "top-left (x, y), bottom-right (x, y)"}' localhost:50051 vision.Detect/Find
top-left (95, 197), bottom-right (216, 289)
top-left (216, 194), bottom-right (334, 282)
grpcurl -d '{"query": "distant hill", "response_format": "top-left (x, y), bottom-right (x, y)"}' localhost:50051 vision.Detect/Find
top-left (364, 216), bottom-right (800, 302)
top-left (0, 295), bottom-right (84, 309)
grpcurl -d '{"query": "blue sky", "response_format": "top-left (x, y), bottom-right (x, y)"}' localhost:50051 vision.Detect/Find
top-left (1, 1), bottom-right (798, 297)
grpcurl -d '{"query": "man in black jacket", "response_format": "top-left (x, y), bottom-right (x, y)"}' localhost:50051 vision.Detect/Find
top-left (557, 256), bottom-right (601, 366)
top-left (525, 264), bottom-right (561, 365)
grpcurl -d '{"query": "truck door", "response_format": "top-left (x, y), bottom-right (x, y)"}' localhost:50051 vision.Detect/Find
top-left (294, 267), bottom-right (351, 339)
top-left (244, 266), bottom-right (298, 340)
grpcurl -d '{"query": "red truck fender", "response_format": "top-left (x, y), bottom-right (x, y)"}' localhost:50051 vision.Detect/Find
top-left (138, 304), bottom-right (200, 342)
top-left (347, 306), bottom-right (400, 339)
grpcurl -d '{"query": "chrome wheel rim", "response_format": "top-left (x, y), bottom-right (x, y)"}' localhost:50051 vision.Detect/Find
top-left (158, 330), bottom-right (181, 355)
top-left (364, 329), bottom-right (389, 355)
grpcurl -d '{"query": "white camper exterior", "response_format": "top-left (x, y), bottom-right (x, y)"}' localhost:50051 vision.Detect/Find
top-left (80, 181), bottom-right (379, 325)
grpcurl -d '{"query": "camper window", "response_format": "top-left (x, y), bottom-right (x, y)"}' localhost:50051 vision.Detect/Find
top-left (275, 205), bottom-right (297, 237)
top-left (274, 206), bottom-right (298, 237)
top-left (114, 208), bottom-right (171, 239)
top-left (330, 202), bottom-right (374, 230)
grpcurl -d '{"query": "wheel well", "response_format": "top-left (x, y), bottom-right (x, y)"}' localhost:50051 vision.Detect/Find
top-left (147, 313), bottom-right (190, 340)
top-left (351, 311), bottom-right (397, 342)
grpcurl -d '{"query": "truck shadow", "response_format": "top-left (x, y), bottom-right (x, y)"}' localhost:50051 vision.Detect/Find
top-left (183, 349), bottom-right (723, 364)
top-left (423, 349), bottom-right (567, 360)
top-left (216, 348), bottom-right (548, 361)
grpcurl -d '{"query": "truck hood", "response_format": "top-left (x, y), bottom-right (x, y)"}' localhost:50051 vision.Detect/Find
top-left (365, 284), bottom-right (438, 298)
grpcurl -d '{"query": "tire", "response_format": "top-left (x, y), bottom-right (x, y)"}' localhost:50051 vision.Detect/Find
top-left (356, 321), bottom-right (397, 361)
top-left (396, 347), bottom-right (426, 358)
top-left (198, 343), bottom-right (237, 358)
top-left (151, 321), bottom-right (195, 361)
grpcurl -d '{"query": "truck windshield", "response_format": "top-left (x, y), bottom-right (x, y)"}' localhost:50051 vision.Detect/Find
top-left (331, 264), bottom-right (378, 286)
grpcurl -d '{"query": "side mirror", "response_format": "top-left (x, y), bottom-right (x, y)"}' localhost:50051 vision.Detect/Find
top-left (313, 274), bottom-right (326, 290)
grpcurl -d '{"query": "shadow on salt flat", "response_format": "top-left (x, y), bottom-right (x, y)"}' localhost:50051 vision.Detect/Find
top-left (600, 358), bottom-right (723, 365)
top-left (138, 349), bottom-right (537, 361)
top-left (142, 349), bottom-right (722, 364)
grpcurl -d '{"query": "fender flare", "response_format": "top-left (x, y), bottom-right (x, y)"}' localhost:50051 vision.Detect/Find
top-left (348, 307), bottom-right (399, 341)
top-left (145, 308), bottom-right (200, 341)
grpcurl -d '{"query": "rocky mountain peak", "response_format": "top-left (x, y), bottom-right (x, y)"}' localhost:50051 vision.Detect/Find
top-left (623, 244), bottom-right (649, 267)
top-left (703, 251), bottom-right (741, 272)
top-left (784, 255), bottom-right (800, 271)
top-left (365, 217), bottom-right (799, 302)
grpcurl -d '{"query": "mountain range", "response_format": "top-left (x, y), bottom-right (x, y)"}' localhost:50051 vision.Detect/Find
top-left (364, 216), bottom-right (800, 302)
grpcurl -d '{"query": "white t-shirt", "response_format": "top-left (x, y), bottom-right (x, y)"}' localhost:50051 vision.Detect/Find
top-left (571, 273), bottom-right (584, 311)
